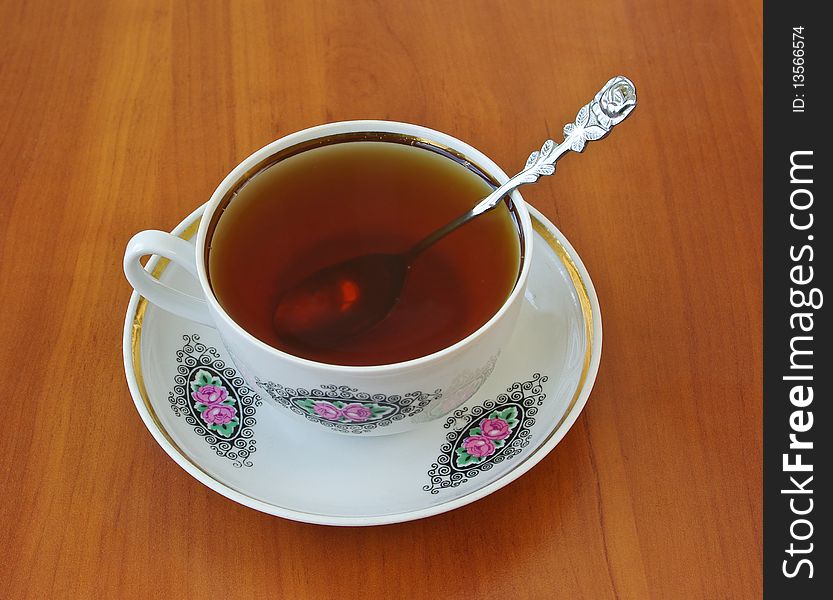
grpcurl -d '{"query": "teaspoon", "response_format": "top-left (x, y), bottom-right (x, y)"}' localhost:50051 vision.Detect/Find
top-left (273, 76), bottom-right (637, 348)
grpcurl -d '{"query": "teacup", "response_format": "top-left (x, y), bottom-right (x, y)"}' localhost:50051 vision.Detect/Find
top-left (124, 121), bottom-right (533, 435)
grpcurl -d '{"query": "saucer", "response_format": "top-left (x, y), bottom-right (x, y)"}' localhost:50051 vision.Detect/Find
top-left (122, 203), bottom-right (601, 526)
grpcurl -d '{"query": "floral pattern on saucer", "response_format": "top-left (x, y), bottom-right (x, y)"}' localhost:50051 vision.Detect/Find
top-left (256, 381), bottom-right (440, 434)
top-left (424, 373), bottom-right (548, 494)
top-left (169, 335), bottom-right (261, 467)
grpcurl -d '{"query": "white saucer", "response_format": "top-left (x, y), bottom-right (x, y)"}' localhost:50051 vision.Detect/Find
top-left (122, 203), bottom-right (601, 526)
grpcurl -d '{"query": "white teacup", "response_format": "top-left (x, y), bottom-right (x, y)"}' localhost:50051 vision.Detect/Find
top-left (124, 121), bottom-right (533, 435)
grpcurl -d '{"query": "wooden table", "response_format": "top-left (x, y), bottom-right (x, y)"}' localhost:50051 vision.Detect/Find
top-left (0, 1), bottom-right (761, 597)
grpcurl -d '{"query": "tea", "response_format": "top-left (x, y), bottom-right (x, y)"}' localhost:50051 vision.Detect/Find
top-left (207, 135), bottom-right (521, 366)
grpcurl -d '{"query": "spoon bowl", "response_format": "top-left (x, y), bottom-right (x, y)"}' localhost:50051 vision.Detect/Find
top-left (273, 253), bottom-right (409, 348)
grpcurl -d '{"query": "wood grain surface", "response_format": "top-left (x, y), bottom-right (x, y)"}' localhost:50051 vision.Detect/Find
top-left (0, 0), bottom-right (762, 598)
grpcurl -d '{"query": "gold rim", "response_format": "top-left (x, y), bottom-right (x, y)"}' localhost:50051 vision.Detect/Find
top-left (129, 211), bottom-right (595, 511)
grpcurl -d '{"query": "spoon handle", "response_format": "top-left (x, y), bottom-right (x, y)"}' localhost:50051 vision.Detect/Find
top-left (407, 76), bottom-right (637, 259)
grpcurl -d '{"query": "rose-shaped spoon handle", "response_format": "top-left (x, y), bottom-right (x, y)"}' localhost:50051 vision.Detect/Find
top-left (407, 75), bottom-right (637, 258)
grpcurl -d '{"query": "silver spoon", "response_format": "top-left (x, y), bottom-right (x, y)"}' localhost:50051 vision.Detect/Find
top-left (273, 76), bottom-right (637, 348)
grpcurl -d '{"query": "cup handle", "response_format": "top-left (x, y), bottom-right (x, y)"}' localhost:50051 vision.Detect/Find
top-left (124, 229), bottom-right (214, 326)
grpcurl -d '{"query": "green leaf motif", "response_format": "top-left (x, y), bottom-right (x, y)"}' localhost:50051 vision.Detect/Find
top-left (191, 369), bottom-right (223, 392)
top-left (455, 446), bottom-right (482, 467)
top-left (195, 403), bottom-right (207, 413)
top-left (369, 404), bottom-right (393, 418)
top-left (209, 417), bottom-right (239, 438)
top-left (468, 427), bottom-right (482, 437)
top-left (295, 398), bottom-right (316, 414)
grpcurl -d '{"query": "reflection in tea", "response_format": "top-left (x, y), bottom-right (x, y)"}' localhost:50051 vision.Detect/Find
top-left (208, 139), bottom-right (521, 366)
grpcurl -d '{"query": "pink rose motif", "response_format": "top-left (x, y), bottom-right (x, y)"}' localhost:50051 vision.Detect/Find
top-left (201, 404), bottom-right (237, 425)
top-left (192, 385), bottom-right (228, 407)
top-left (480, 418), bottom-right (511, 440)
top-left (313, 401), bottom-right (342, 421)
top-left (341, 403), bottom-right (372, 422)
top-left (463, 435), bottom-right (496, 458)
